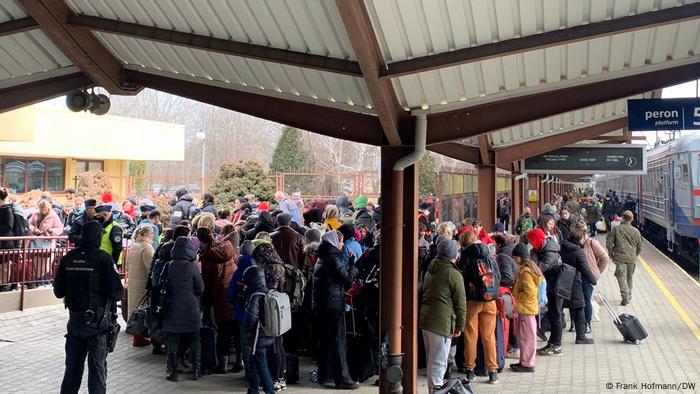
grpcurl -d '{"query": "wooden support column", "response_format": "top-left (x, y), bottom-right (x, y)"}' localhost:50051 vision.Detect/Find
top-left (379, 146), bottom-right (408, 394)
top-left (528, 175), bottom-right (540, 217)
top-left (478, 166), bottom-right (497, 232)
top-left (401, 161), bottom-right (419, 394)
top-left (512, 173), bottom-right (523, 231)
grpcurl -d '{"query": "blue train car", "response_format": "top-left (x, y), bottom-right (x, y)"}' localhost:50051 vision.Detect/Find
top-left (596, 134), bottom-right (700, 266)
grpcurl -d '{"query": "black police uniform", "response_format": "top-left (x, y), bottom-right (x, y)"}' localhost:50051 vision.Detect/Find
top-left (68, 213), bottom-right (92, 245)
top-left (54, 221), bottom-right (123, 394)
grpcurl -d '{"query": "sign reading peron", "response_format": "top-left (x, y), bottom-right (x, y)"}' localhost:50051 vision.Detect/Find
top-left (627, 98), bottom-right (700, 131)
top-left (523, 144), bottom-right (646, 175)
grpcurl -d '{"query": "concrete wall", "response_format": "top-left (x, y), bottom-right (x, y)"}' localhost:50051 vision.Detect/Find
top-left (0, 288), bottom-right (62, 314)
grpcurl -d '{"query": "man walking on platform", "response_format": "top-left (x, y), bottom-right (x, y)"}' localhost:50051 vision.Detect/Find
top-left (606, 211), bottom-right (642, 306)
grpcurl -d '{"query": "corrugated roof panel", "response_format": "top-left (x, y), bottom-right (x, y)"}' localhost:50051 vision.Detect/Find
top-left (67, 0), bottom-right (356, 60)
top-left (0, 30), bottom-right (74, 81)
top-left (0, 0), bottom-right (27, 22)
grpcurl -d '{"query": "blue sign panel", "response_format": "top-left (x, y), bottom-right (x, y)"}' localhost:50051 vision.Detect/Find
top-left (628, 98), bottom-right (700, 131)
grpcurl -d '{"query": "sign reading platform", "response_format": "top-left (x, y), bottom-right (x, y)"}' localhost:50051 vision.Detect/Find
top-left (627, 98), bottom-right (700, 131)
top-left (522, 144), bottom-right (646, 175)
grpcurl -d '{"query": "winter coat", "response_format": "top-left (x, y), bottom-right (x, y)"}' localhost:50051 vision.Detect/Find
top-left (559, 239), bottom-right (597, 309)
top-left (28, 210), bottom-right (63, 236)
top-left (459, 242), bottom-right (499, 301)
top-left (530, 236), bottom-right (562, 296)
top-left (0, 204), bottom-right (17, 249)
top-left (557, 219), bottom-right (573, 243)
top-left (324, 217), bottom-right (342, 231)
top-left (583, 237), bottom-right (610, 281)
top-left (353, 208), bottom-right (375, 230)
top-left (278, 198), bottom-right (303, 227)
top-left (270, 226), bottom-right (305, 269)
top-left (564, 200), bottom-right (580, 217)
top-left (201, 241), bottom-right (237, 324)
top-left (240, 266), bottom-right (274, 349)
top-left (302, 242), bottom-right (319, 273)
top-left (226, 254), bottom-right (254, 323)
top-left (245, 220), bottom-right (275, 241)
top-left (126, 239), bottom-right (155, 315)
top-left (514, 213), bottom-right (535, 236)
top-left (303, 208), bottom-right (324, 227)
top-left (513, 266), bottom-right (542, 315)
top-left (162, 238), bottom-right (204, 333)
top-left (495, 243), bottom-right (517, 288)
top-left (201, 202), bottom-right (217, 217)
top-left (585, 203), bottom-right (600, 224)
top-left (340, 238), bottom-right (363, 268)
top-left (312, 240), bottom-right (358, 313)
top-left (170, 194), bottom-right (194, 226)
top-left (606, 222), bottom-right (642, 264)
top-left (419, 256), bottom-right (467, 338)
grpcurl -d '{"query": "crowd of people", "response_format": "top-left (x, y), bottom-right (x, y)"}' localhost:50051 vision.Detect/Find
top-left (1, 184), bottom-right (644, 393)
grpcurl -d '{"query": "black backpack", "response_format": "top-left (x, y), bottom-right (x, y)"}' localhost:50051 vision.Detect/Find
top-left (467, 254), bottom-right (501, 302)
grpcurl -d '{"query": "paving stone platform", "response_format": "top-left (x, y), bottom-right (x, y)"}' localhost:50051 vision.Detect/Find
top-left (1, 238), bottom-right (699, 393)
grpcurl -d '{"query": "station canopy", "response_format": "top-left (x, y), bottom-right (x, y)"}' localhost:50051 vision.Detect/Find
top-left (1, 0), bottom-right (699, 168)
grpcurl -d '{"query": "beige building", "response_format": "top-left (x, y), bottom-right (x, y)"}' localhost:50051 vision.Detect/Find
top-left (0, 106), bottom-right (184, 199)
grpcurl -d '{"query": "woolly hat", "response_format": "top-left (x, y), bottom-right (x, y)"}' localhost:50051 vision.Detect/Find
top-left (493, 223), bottom-right (505, 233)
top-left (436, 237), bottom-right (459, 260)
top-left (354, 195), bottom-right (369, 210)
top-left (277, 213), bottom-right (292, 226)
top-left (512, 243), bottom-right (530, 259)
top-left (526, 228), bottom-right (546, 250)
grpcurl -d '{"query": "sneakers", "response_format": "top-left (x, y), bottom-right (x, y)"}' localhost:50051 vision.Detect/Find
top-left (537, 343), bottom-right (563, 356)
top-left (575, 337), bottom-right (595, 345)
top-left (336, 381), bottom-right (360, 390)
top-left (488, 371), bottom-right (499, 384)
top-left (274, 379), bottom-right (286, 391)
top-left (510, 363), bottom-right (535, 373)
top-left (505, 350), bottom-right (520, 359)
top-left (585, 322), bottom-right (592, 334)
top-left (464, 369), bottom-right (475, 383)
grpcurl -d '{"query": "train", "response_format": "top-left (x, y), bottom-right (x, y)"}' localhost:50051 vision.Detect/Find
top-left (596, 133), bottom-right (700, 267)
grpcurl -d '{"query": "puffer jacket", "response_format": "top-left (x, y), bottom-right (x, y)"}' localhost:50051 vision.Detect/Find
top-left (162, 238), bottom-right (204, 333)
top-left (496, 243), bottom-right (517, 288)
top-left (311, 240), bottom-right (358, 313)
top-left (170, 194), bottom-right (194, 226)
top-left (557, 218), bottom-right (573, 243)
top-left (226, 254), bottom-right (254, 323)
top-left (459, 242), bottom-right (500, 301)
top-left (0, 204), bottom-right (19, 249)
top-left (606, 222), bottom-right (642, 264)
top-left (560, 239), bottom-right (597, 309)
top-left (513, 266), bottom-right (542, 315)
top-left (530, 236), bottom-right (562, 296)
top-left (583, 237), bottom-right (610, 281)
top-left (201, 241), bottom-right (237, 323)
top-left (240, 266), bottom-right (274, 349)
top-left (419, 255), bottom-right (466, 338)
top-left (245, 219), bottom-right (275, 241)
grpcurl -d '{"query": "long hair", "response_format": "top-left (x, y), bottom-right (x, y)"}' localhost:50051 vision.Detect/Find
top-left (519, 257), bottom-right (543, 278)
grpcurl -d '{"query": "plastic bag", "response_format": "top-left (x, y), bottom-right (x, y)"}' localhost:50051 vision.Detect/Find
top-left (595, 219), bottom-right (607, 232)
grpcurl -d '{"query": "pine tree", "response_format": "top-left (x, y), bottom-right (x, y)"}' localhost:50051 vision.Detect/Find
top-left (269, 126), bottom-right (311, 194)
top-left (419, 152), bottom-right (437, 196)
top-left (209, 160), bottom-right (276, 206)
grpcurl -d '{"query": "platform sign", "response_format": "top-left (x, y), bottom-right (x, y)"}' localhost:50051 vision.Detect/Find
top-left (627, 98), bottom-right (700, 131)
top-left (522, 144), bottom-right (646, 175)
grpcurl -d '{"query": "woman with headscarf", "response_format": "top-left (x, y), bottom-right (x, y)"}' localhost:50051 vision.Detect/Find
top-left (240, 265), bottom-right (276, 394)
top-left (311, 230), bottom-right (360, 390)
top-left (322, 205), bottom-right (342, 231)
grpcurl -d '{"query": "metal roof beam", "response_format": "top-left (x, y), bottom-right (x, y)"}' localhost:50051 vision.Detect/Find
top-left (125, 70), bottom-right (384, 146)
top-left (381, 2), bottom-right (700, 79)
top-left (426, 61), bottom-right (700, 144)
top-left (428, 142), bottom-right (480, 164)
top-left (17, 0), bottom-right (139, 95)
top-left (67, 14), bottom-right (363, 78)
top-left (0, 72), bottom-right (92, 114)
top-left (336, 0), bottom-right (406, 146)
top-left (494, 117), bottom-right (628, 165)
top-left (0, 17), bottom-right (38, 37)
top-left (478, 135), bottom-right (494, 166)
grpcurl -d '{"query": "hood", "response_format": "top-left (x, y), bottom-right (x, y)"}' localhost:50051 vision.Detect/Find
top-left (179, 193), bottom-right (194, 203)
top-left (316, 240), bottom-right (342, 259)
top-left (465, 242), bottom-right (491, 259)
top-left (427, 255), bottom-right (455, 275)
top-left (204, 241), bottom-right (236, 263)
top-left (560, 238), bottom-right (582, 254)
top-left (171, 237), bottom-right (197, 261)
top-left (519, 266), bottom-right (540, 282)
top-left (175, 188), bottom-right (188, 198)
top-left (242, 265), bottom-right (268, 300)
top-left (81, 221), bottom-right (103, 249)
top-left (498, 243), bottom-right (514, 257)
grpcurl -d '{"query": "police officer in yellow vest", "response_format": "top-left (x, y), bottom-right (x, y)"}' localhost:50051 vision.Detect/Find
top-left (95, 204), bottom-right (124, 266)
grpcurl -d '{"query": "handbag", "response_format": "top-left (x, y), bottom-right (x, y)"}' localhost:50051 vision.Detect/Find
top-left (125, 294), bottom-right (150, 337)
top-left (555, 264), bottom-right (576, 300)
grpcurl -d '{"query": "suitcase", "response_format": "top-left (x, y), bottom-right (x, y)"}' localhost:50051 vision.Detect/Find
top-left (475, 311), bottom-right (506, 376)
top-left (596, 288), bottom-right (648, 344)
top-left (200, 325), bottom-right (218, 373)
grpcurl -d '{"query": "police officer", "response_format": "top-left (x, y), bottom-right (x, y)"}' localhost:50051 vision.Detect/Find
top-left (68, 199), bottom-right (97, 245)
top-left (54, 221), bottom-right (123, 394)
top-left (95, 204), bottom-right (124, 266)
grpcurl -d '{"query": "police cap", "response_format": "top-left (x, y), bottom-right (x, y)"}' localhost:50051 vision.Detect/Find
top-left (84, 199), bottom-right (98, 208)
top-left (95, 204), bottom-right (112, 213)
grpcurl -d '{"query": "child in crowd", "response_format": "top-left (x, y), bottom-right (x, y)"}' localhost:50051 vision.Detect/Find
top-left (510, 243), bottom-right (543, 373)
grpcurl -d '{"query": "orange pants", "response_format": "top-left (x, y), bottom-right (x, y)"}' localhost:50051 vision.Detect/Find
top-left (463, 300), bottom-right (498, 371)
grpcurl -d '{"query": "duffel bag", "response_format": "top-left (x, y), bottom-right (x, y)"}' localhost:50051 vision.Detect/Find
top-left (125, 294), bottom-right (150, 337)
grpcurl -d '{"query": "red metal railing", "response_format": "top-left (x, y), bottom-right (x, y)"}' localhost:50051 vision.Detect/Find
top-left (0, 236), bottom-right (130, 310)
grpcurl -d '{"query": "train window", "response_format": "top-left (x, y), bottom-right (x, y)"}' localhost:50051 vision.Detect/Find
top-left (682, 164), bottom-right (689, 183)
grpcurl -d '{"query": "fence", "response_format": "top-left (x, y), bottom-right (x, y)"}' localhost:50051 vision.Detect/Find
top-left (0, 236), bottom-right (130, 311)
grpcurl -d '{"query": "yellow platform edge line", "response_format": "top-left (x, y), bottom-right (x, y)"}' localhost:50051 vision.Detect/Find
top-left (638, 255), bottom-right (700, 343)
top-left (642, 239), bottom-right (700, 289)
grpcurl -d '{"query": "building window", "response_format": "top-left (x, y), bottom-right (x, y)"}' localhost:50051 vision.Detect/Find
top-left (73, 160), bottom-right (104, 175)
top-left (1, 157), bottom-right (65, 193)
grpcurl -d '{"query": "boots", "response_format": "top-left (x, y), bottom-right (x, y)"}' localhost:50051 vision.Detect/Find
top-left (214, 356), bottom-right (228, 374)
top-left (166, 353), bottom-right (179, 382)
top-left (191, 347), bottom-right (202, 380)
top-left (229, 352), bottom-right (244, 373)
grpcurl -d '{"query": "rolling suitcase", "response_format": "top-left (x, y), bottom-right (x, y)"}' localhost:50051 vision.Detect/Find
top-left (200, 325), bottom-right (218, 373)
top-left (596, 288), bottom-right (648, 344)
